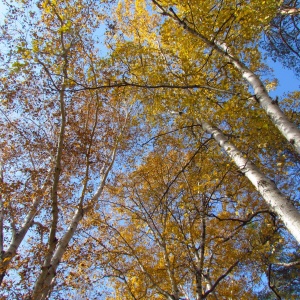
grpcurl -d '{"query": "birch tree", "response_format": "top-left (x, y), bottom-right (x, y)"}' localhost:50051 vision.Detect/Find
top-left (197, 118), bottom-right (300, 244)
top-left (263, 0), bottom-right (300, 77)
top-left (1, 0), bottom-right (299, 298)
top-left (0, 0), bottom-right (137, 298)
top-left (111, 0), bottom-right (300, 154)
top-left (151, 0), bottom-right (300, 154)
top-left (110, 0), bottom-right (300, 241)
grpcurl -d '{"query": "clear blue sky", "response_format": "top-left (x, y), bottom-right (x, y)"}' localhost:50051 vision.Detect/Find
top-left (266, 57), bottom-right (299, 97)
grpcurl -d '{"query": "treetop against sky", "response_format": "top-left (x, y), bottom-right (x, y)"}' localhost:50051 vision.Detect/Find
top-left (0, 0), bottom-right (299, 299)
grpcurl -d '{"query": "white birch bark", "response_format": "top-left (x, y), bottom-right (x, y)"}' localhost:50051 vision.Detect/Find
top-left (152, 1), bottom-right (300, 155)
top-left (216, 42), bottom-right (300, 156)
top-left (200, 120), bottom-right (300, 244)
top-left (0, 170), bottom-right (51, 285)
top-left (31, 144), bottom-right (119, 300)
top-left (279, 7), bottom-right (300, 15)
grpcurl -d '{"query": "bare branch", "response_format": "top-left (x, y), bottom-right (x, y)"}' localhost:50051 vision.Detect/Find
top-left (203, 260), bottom-right (239, 298)
top-left (268, 264), bottom-right (282, 300)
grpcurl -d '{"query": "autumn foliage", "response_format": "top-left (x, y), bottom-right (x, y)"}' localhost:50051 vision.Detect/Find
top-left (0, 0), bottom-right (299, 299)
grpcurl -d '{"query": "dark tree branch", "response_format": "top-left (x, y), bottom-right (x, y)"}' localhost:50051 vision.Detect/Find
top-left (268, 264), bottom-right (282, 300)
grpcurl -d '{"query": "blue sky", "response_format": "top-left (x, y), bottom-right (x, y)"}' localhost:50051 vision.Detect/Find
top-left (0, 1), bottom-right (299, 298)
top-left (0, 0), bottom-right (298, 96)
top-left (266, 57), bottom-right (299, 97)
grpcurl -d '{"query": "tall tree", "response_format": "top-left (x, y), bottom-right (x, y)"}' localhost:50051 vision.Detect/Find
top-left (111, 0), bottom-right (300, 154)
top-left (83, 125), bottom-right (283, 299)
top-left (263, 0), bottom-right (300, 77)
top-left (0, 0), bottom-right (299, 298)
top-left (110, 0), bottom-right (300, 240)
top-left (0, 0), bottom-right (137, 298)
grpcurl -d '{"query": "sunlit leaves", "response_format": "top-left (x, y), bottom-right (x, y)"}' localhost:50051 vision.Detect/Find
top-left (1, 0), bottom-right (299, 298)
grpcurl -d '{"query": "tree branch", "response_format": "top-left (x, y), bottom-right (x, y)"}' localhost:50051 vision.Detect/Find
top-left (203, 260), bottom-right (239, 298)
top-left (268, 264), bottom-right (282, 300)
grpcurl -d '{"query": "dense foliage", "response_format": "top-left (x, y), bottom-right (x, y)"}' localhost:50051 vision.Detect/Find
top-left (0, 0), bottom-right (299, 299)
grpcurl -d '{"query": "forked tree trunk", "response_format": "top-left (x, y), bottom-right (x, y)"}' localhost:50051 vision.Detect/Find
top-left (32, 145), bottom-right (119, 300)
top-left (32, 207), bottom-right (85, 300)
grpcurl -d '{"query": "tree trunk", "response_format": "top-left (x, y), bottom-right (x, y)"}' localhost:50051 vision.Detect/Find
top-left (152, 2), bottom-right (300, 155)
top-left (0, 171), bottom-right (51, 286)
top-left (31, 145), bottom-right (119, 299)
top-left (31, 207), bottom-right (84, 300)
top-left (200, 120), bottom-right (300, 244)
top-left (216, 42), bottom-right (300, 156)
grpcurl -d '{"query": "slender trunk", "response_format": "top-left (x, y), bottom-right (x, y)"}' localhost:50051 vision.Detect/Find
top-left (195, 210), bottom-right (206, 300)
top-left (152, 1), bottom-right (300, 155)
top-left (162, 242), bottom-right (180, 300)
top-left (32, 144), bottom-right (119, 299)
top-left (32, 80), bottom-right (67, 299)
top-left (195, 266), bottom-right (202, 300)
top-left (0, 171), bottom-right (51, 286)
top-left (200, 120), bottom-right (300, 244)
top-left (31, 32), bottom-right (69, 295)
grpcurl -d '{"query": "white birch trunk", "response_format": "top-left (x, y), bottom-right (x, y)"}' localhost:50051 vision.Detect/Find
top-left (216, 42), bottom-right (300, 155)
top-left (201, 120), bottom-right (300, 244)
top-left (0, 171), bottom-right (51, 284)
top-left (154, 3), bottom-right (300, 155)
top-left (32, 145), bottom-right (119, 300)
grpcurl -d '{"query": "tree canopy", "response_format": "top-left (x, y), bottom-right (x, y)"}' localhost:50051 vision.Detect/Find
top-left (0, 0), bottom-right (299, 299)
